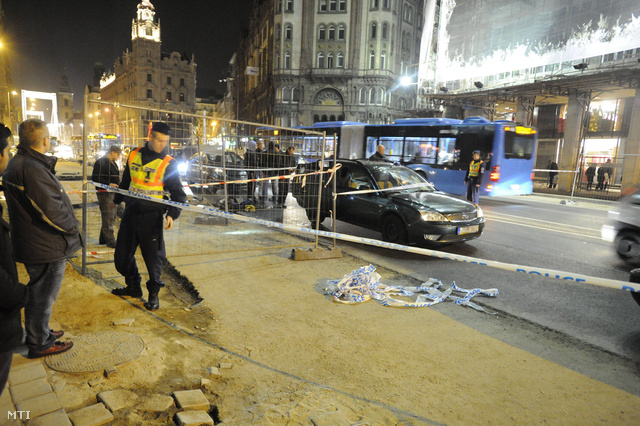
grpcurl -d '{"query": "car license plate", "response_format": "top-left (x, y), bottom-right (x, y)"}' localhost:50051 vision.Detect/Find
top-left (457, 225), bottom-right (479, 235)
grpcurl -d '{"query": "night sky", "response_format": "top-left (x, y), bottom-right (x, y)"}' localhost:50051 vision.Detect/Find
top-left (2, 0), bottom-right (254, 109)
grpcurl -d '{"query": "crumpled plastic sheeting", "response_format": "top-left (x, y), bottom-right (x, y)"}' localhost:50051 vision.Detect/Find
top-left (325, 265), bottom-right (498, 313)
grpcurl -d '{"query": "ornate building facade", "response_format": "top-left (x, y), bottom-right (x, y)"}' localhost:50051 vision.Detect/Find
top-left (99, 0), bottom-right (197, 146)
top-left (234, 0), bottom-right (425, 127)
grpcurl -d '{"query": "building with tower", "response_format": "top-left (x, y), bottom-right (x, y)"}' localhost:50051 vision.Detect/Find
top-left (99, 0), bottom-right (197, 146)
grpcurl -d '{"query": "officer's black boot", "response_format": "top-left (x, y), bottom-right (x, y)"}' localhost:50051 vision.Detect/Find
top-left (112, 284), bottom-right (143, 298)
top-left (145, 292), bottom-right (160, 311)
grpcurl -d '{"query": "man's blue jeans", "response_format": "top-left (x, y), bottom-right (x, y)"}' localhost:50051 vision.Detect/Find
top-left (24, 259), bottom-right (67, 352)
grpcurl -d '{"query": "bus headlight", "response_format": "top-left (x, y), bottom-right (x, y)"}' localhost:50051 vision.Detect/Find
top-left (420, 211), bottom-right (448, 222)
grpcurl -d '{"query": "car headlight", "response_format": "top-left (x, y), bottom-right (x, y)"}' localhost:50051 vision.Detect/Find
top-left (177, 162), bottom-right (187, 175)
top-left (476, 206), bottom-right (484, 218)
top-left (420, 210), bottom-right (449, 222)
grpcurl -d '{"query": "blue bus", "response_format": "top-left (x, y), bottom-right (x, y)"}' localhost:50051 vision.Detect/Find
top-left (295, 117), bottom-right (538, 197)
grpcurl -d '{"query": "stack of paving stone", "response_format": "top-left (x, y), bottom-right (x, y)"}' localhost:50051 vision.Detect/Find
top-left (1, 357), bottom-right (216, 425)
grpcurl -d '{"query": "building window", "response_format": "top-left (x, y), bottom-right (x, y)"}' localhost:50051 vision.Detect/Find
top-left (283, 86), bottom-right (291, 103)
top-left (285, 0), bottom-right (293, 12)
top-left (292, 87), bottom-right (300, 103)
top-left (167, 76), bottom-right (172, 85)
top-left (328, 25), bottom-right (335, 40)
top-left (276, 0), bottom-right (282, 13)
top-left (180, 78), bottom-right (185, 87)
top-left (285, 24), bottom-right (292, 40)
top-left (369, 51), bottom-right (375, 69)
top-left (403, 3), bottom-right (413, 23)
top-left (371, 0), bottom-right (379, 9)
top-left (370, 23), bottom-right (377, 39)
top-left (319, 0), bottom-right (327, 11)
top-left (319, 25), bottom-right (326, 40)
top-left (338, 25), bottom-right (345, 40)
top-left (284, 51), bottom-right (291, 69)
top-left (382, 23), bottom-right (388, 39)
top-left (64, 99), bottom-right (69, 107)
top-left (337, 52), bottom-right (344, 68)
top-left (359, 88), bottom-right (366, 104)
top-left (179, 93), bottom-right (185, 102)
top-left (339, 0), bottom-right (346, 11)
top-left (276, 24), bottom-right (281, 40)
top-left (329, 0), bottom-right (337, 10)
top-left (380, 51), bottom-right (386, 69)
top-left (147, 74), bottom-right (152, 82)
top-left (147, 89), bottom-right (153, 98)
top-left (369, 88), bottom-right (376, 104)
top-left (166, 92), bottom-right (172, 101)
top-left (318, 52), bottom-right (325, 68)
top-left (378, 88), bottom-right (384, 105)
top-left (327, 52), bottom-right (334, 68)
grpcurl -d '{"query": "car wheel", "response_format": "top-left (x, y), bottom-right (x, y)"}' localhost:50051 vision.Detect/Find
top-left (382, 215), bottom-right (407, 244)
top-left (615, 231), bottom-right (640, 265)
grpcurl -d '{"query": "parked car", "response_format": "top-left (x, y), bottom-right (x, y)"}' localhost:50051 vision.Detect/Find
top-left (601, 189), bottom-right (640, 265)
top-left (293, 159), bottom-right (485, 245)
top-left (185, 150), bottom-right (248, 199)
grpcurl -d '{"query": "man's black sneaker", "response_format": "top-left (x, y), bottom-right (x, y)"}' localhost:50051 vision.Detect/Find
top-left (111, 287), bottom-right (143, 298)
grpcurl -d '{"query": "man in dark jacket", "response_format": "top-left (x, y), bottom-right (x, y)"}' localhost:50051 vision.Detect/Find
top-left (111, 122), bottom-right (187, 310)
top-left (264, 141), bottom-right (281, 203)
top-left (0, 123), bottom-right (28, 393)
top-left (278, 146), bottom-right (297, 206)
top-left (369, 145), bottom-right (388, 161)
top-left (92, 145), bottom-right (121, 247)
top-left (3, 119), bottom-right (80, 359)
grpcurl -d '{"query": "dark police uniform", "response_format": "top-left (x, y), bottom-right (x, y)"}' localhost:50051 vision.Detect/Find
top-left (113, 143), bottom-right (186, 302)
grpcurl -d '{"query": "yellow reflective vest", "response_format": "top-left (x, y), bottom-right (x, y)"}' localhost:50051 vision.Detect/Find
top-left (128, 148), bottom-right (172, 199)
top-left (468, 160), bottom-right (484, 178)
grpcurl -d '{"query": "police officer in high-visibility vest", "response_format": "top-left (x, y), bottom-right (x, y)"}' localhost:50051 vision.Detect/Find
top-left (111, 122), bottom-right (186, 310)
top-left (464, 150), bottom-right (485, 205)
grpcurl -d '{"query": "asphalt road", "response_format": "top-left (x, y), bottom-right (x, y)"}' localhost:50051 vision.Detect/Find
top-left (316, 195), bottom-right (640, 395)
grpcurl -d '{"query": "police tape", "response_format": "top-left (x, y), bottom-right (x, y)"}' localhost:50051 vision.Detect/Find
top-left (93, 182), bottom-right (640, 294)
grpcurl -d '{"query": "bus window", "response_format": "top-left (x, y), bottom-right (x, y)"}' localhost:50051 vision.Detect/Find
top-left (379, 136), bottom-right (402, 162)
top-left (504, 133), bottom-right (534, 159)
top-left (406, 137), bottom-right (437, 165)
top-left (437, 137), bottom-right (457, 167)
top-left (366, 137), bottom-right (378, 158)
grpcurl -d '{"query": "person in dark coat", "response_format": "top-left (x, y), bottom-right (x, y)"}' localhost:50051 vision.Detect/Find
top-left (369, 145), bottom-right (388, 161)
top-left (91, 145), bottom-right (121, 247)
top-left (0, 123), bottom-right (28, 394)
top-left (111, 122), bottom-right (187, 311)
top-left (547, 159), bottom-right (558, 189)
top-left (244, 139), bottom-right (258, 201)
top-left (263, 141), bottom-right (281, 202)
top-left (278, 146), bottom-right (297, 206)
top-left (585, 163), bottom-right (596, 190)
top-left (3, 119), bottom-right (81, 359)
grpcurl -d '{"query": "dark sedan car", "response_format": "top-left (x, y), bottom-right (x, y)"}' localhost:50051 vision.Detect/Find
top-left (185, 150), bottom-right (248, 199)
top-left (295, 159), bottom-right (485, 245)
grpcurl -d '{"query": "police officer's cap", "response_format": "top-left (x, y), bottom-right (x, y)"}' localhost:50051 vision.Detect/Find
top-left (473, 150), bottom-right (481, 154)
top-left (151, 122), bottom-right (171, 136)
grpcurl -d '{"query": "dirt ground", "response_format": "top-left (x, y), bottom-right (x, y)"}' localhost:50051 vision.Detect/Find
top-left (22, 253), bottom-right (640, 425)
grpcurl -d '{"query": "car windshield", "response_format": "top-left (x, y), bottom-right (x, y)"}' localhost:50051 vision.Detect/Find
top-left (367, 164), bottom-right (436, 192)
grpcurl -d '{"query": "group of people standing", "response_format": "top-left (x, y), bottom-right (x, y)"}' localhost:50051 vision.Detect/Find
top-left (244, 139), bottom-right (297, 207)
top-left (0, 119), bottom-right (185, 395)
top-left (585, 159), bottom-right (613, 191)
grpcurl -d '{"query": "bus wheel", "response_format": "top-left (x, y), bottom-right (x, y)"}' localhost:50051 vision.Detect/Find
top-left (382, 215), bottom-right (407, 244)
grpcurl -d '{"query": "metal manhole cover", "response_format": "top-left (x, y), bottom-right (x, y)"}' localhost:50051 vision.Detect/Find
top-left (45, 331), bottom-right (145, 373)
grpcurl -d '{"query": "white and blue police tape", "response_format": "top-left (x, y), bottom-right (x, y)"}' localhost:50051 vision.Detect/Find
top-left (94, 183), bottom-right (640, 294)
top-left (325, 265), bottom-right (498, 311)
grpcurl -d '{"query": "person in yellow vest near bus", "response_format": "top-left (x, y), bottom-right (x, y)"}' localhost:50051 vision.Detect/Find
top-left (111, 122), bottom-right (186, 310)
top-left (464, 150), bottom-right (485, 206)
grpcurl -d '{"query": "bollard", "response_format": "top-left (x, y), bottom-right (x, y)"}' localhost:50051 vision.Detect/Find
top-left (629, 269), bottom-right (640, 307)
